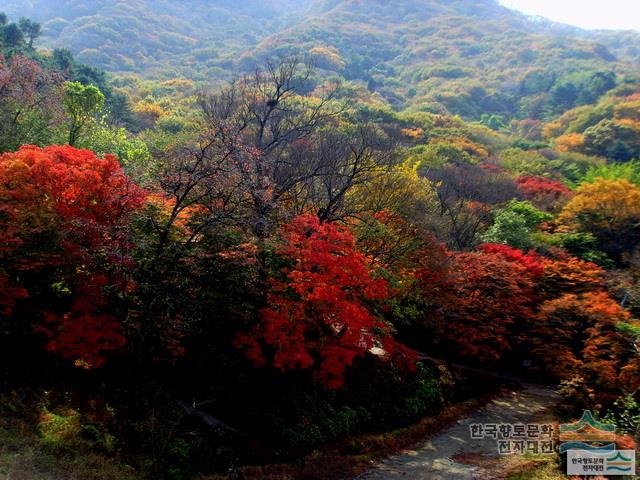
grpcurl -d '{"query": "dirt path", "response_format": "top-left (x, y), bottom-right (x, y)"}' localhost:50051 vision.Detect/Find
top-left (357, 384), bottom-right (561, 480)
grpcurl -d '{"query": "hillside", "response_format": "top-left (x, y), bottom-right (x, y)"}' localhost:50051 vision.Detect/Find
top-left (2, 0), bottom-right (314, 75)
top-left (2, 2), bottom-right (640, 479)
top-left (4, 0), bottom-right (640, 120)
top-left (245, 0), bottom-right (640, 119)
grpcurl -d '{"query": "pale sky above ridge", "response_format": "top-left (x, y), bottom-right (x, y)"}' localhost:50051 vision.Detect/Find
top-left (499, 0), bottom-right (640, 31)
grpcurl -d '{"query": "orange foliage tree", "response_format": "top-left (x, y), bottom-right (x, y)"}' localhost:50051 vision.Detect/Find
top-left (532, 292), bottom-right (639, 395)
top-left (554, 132), bottom-right (585, 153)
top-left (539, 256), bottom-right (604, 295)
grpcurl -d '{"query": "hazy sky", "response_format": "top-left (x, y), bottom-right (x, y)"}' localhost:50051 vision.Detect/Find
top-left (499, 0), bottom-right (640, 31)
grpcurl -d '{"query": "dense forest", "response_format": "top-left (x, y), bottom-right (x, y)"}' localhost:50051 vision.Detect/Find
top-left (0, 1), bottom-right (639, 479)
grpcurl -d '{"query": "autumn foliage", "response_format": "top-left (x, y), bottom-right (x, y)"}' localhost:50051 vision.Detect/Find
top-left (436, 249), bottom-right (537, 360)
top-left (0, 145), bottom-right (145, 367)
top-left (479, 243), bottom-right (544, 278)
top-left (0, 54), bottom-right (63, 152)
top-left (532, 291), bottom-right (639, 394)
top-left (539, 256), bottom-right (604, 295)
top-left (235, 214), bottom-right (415, 389)
top-left (558, 179), bottom-right (640, 260)
top-left (516, 176), bottom-right (572, 210)
top-left (37, 276), bottom-right (127, 368)
top-left (412, 243), bottom-right (541, 361)
top-left (559, 179), bottom-right (640, 229)
top-left (414, 238), bottom-right (639, 402)
top-left (2, 39), bottom-right (640, 476)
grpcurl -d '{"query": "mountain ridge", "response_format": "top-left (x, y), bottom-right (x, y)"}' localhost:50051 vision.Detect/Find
top-left (4, 0), bottom-right (640, 120)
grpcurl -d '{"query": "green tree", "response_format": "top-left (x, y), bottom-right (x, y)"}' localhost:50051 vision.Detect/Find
top-left (482, 200), bottom-right (552, 250)
top-left (63, 81), bottom-right (105, 147)
top-left (577, 71), bottom-right (616, 105)
top-left (547, 232), bottom-right (612, 267)
top-left (583, 119), bottom-right (639, 162)
top-left (80, 122), bottom-right (154, 182)
top-left (551, 81), bottom-right (578, 113)
top-left (581, 161), bottom-right (640, 186)
top-left (2, 23), bottom-right (24, 48)
top-left (479, 114), bottom-right (507, 131)
top-left (18, 18), bottom-right (41, 48)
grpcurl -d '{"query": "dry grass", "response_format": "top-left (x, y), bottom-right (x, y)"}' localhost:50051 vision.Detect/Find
top-left (0, 416), bottom-right (137, 480)
top-left (505, 456), bottom-right (566, 480)
top-left (450, 452), bottom-right (566, 480)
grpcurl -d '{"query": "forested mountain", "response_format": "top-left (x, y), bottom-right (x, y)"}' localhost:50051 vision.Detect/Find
top-left (2, 2), bottom-right (640, 479)
top-left (4, 0), bottom-right (640, 120)
top-left (247, 0), bottom-right (640, 118)
top-left (2, 0), bottom-right (314, 75)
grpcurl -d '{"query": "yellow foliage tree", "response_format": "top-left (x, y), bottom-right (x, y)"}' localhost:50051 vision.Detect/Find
top-left (559, 179), bottom-right (640, 260)
top-left (615, 100), bottom-right (640, 121)
top-left (133, 101), bottom-right (166, 130)
top-left (555, 132), bottom-right (585, 153)
top-left (348, 162), bottom-right (437, 218)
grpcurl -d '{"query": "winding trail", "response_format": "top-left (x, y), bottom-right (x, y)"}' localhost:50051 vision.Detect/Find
top-left (358, 384), bottom-right (561, 480)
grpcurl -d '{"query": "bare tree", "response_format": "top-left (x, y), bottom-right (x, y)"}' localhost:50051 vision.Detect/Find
top-left (154, 132), bottom-right (247, 254)
top-left (198, 56), bottom-right (342, 237)
top-left (132, 57), bottom-right (404, 363)
top-left (296, 124), bottom-right (400, 222)
top-left (423, 163), bottom-right (519, 250)
top-left (0, 55), bottom-right (64, 152)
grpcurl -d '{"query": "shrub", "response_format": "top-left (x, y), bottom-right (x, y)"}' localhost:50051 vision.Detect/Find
top-left (38, 408), bottom-right (84, 450)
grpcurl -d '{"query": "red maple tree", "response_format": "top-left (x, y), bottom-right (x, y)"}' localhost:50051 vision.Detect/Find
top-left (478, 243), bottom-right (545, 279)
top-left (0, 145), bottom-right (145, 367)
top-left (235, 214), bottom-right (415, 389)
top-left (441, 253), bottom-right (536, 360)
top-left (516, 176), bottom-right (572, 211)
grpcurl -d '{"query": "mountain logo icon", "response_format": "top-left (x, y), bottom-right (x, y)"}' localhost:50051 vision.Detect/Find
top-left (559, 410), bottom-right (617, 453)
top-left (606, 451), bottom-right (634, 473)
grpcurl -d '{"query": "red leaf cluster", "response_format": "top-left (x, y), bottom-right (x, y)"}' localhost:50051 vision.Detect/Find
top-left (37, 276), bottom-right (127, 368)
top-left (235, 214), bottom-right (414, 389)
top-left (0, 146), bottom-right (145, 367)
top-left (478, 243), bottom-right (544, 278)
top-left (516, 176), bottom-right (572, 210)
top-left (441, 250), bottom-right (537, 360)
